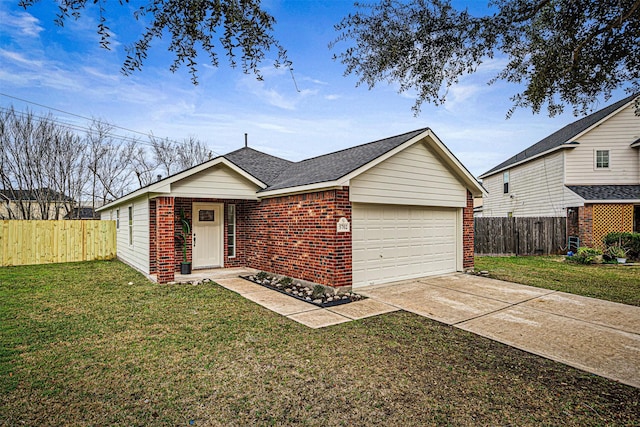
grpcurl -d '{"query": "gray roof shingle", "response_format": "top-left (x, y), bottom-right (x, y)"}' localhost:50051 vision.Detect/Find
top-left (223, 128), bottom-right (428, 191)
top-left (566, 185), bottom-right (640, 201)
top-left (223, 147), bottom-right (294, 185)
top-left (480, 94), bottom-right (639, 177)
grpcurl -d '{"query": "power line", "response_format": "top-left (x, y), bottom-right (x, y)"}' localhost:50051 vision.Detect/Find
top-left (0, 92), bottom-right (221, 155)
top-left (0, 106), bottom-right (151, 147)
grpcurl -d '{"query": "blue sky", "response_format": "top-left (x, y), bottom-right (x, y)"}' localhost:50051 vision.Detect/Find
top-left (0, 0), bottom-right (632, 177)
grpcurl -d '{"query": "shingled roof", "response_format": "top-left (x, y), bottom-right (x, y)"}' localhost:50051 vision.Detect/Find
top-left (566, 185), bottom-right (640, 201)
top-left (480, 93), bottom-right (639, 178)
top-left (223, 147), bottom-right (294, 185)
top-left (223, 128), bottom-right (428, 191)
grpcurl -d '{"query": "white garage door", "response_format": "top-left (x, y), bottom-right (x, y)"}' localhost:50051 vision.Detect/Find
top-left (352, 204), bottom-right (459, 289)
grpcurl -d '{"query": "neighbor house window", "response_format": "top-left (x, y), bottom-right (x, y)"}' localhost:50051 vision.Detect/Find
top-left (596, 150), bottom-right (609, 168)
top-left (128, 206), bottom-right (133, 246)
top-left (503, 171), bottom-right (510, 194)
top-left (227, 204), bottom-right (236, 258)
top-left (116, 209), bottom-right (120, 229)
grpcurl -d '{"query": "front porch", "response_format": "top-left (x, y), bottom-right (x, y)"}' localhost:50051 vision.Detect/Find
top-left (150, 196), bottom-right (256, 283)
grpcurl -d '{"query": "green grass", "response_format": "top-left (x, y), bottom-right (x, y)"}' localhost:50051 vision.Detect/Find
top-left (1, 260), bottom-right (639, 426)
top-left (476, 256), bottom-right (640, 306)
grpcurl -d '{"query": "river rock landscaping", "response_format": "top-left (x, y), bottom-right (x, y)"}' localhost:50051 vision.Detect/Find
top-left (242, 272), bottom-right (364, 308)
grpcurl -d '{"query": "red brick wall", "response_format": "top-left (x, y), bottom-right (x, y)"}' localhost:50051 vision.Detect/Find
top-left (246, 188), bottom-right (353, 288)
top-left (463, 190), bottom-right (474, 269)
top-left (578, 204), bottom-right (594, 248)
top-left (155, 197), bottom-right (175, 283)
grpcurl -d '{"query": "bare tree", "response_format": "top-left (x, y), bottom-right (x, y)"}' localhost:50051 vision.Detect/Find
top-left (175, 136), bottom-right (213, 171)
top-left (0, 107), bottom-right (83, 219)
top-left (86, 120), bottom-right (137, 207)
top-left (149, 134), bottom-right (213, 178)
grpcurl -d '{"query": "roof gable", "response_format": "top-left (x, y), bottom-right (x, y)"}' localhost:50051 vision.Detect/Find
top-left (263, 128), bottom-right (428, 191)
top-left (480, 93), bottom-right (639, 178)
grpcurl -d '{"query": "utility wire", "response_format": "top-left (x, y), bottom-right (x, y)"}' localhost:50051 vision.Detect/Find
top-left (0, 92), bottom-right (221, 155)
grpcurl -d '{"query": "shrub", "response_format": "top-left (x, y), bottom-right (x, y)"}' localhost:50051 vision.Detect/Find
top-left (568, 247), bottom-right (603, 264)
top-left (603, 232), bottom-right (640, 260)
top-left (278, 277), bottom-right (293, 286)
top-left (255, 271), bottom-right (269, 281)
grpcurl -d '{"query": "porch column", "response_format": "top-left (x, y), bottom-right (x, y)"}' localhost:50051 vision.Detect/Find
top-left (156, 196), bottom-right (175, 283)
top-left (463, 190), bottom-right (475, 269)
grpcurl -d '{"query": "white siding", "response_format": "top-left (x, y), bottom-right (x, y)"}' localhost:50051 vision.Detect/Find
top-left (171, 164), bottom-right (260, 199)
top-left (350, 141), bottom-right (467, 207)
top-left (482, 151), bottom-right (583, 217)
top-left (112, 195), bottom-right (150, 274)
top-left (565, 104), bottom-right (640, 185)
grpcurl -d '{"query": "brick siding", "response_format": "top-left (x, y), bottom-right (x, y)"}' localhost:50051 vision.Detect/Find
top-left (463, 190), bottom-right (474, 269)
top-left (578, 204), bottom-right (594, 248)
top-left (246, 188), bottom-right (353, 288)
top-left (155, 197), bottom-right (175, 283)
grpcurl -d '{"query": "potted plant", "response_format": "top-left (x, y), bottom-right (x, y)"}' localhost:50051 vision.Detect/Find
top-left (176, 209), bottom-right (192, 274)
top-left (607, 245), bottom-right (628, 264)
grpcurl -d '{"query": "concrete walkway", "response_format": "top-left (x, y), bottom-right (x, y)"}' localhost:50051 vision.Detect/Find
top-left (177, 268), bottom-right (640, 388)
top-left (358, 274), bottom-right (640, 389)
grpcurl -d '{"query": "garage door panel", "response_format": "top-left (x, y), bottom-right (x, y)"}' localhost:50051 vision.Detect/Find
top-left (353, 204), bottom-right (459, 288)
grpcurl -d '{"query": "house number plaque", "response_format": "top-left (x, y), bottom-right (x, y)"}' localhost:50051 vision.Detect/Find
top-left (336, 217), bottom-right (350, 233)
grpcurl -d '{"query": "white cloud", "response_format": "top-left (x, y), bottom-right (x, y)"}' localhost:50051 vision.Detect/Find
top-left (0, 10), bottom-right (43, 37)
top-left (325, 94), bottom-right (341, 100)
top-left (0, 48), bottom-right (44, 68)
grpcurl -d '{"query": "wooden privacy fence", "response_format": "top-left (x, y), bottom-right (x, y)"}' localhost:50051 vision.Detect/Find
top-left (474, 217), bottom-right (567, 256)
top-left (0, 220), bottom-right (116, 266)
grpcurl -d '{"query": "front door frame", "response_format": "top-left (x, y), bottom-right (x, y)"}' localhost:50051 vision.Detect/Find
top-left (192, 202), bottom-right (224, 269)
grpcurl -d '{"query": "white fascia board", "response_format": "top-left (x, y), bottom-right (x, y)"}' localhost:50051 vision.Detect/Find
top-left (97, 157), bottom-right (266, 212)
top-left (258, 183), bottom-right (345, 199)
top-left (478, 144), bottom-right (577, 179)
top-left (258, 129), bottom-right (486, 199)
top-left (338, 129), bottom-right (486, 197)
top-left (480, 98), bottom-right (637, 180)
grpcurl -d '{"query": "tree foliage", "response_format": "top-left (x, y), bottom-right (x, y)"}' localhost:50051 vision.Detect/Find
top-left (19, 0), bottom-right (289, 83)
top-left (333, 0), bottom-right (640, 116)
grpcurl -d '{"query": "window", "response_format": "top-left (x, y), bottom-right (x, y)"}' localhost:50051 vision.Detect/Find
top-left (227, 204), bottom-right (236, 258)
top-left (503, 171), bottom-right (510, 194)
top-left (596, 150), bottom-right (609, 168)
top-left (116, 209), bottom-right (120, 229)
top-left (128, 206), bottom-right (133, 246)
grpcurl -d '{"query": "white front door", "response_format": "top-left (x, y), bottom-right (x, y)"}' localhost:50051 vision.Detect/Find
top-left (192, 202), bottom-right (223, 268)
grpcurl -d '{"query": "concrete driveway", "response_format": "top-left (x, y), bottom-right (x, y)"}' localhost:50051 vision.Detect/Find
top-left (358, 273), bottom-right (640, 388)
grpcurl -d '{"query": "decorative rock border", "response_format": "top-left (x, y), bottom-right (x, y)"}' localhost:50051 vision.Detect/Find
top-left (241, 272), bottom-right (364, 308)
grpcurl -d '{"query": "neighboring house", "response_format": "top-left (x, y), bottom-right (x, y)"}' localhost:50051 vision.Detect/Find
top-left (64, 207), bottom-right (100, 220)
top-left (98, 129), bottom-right (484, 288)
top-left (479, 94), bottom-right (640, 248)
top-left (0, 188), bottom-right (74, 220)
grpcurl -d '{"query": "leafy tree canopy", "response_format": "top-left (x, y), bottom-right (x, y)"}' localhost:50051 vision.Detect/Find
top-left (19, 0), bottom-right (289, 83)
top-left (333, 0), bottom-right (640, 116)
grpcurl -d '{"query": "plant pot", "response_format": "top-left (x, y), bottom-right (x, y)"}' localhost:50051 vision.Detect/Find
top-left (180, 262), bottom-right (192, 275)
top-left (616, 257), bottom-right (627, 264)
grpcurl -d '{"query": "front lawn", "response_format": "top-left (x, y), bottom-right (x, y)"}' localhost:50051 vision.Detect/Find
top-left (475, 256), bottom-right (640, 306)
top-left (1, 261), bottom-right (639, 426)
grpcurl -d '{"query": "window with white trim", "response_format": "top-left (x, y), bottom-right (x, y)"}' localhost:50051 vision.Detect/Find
top-left (227, 204), bottom-right (236, 257)
top-left (128, 206), bottom-right (133, 246)
top-left (116, 209), bottom-right (120, 229)
top-left (595, 150), bottom-right (609, 169)
top-left (503, 171), bottom-right (510, 194)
